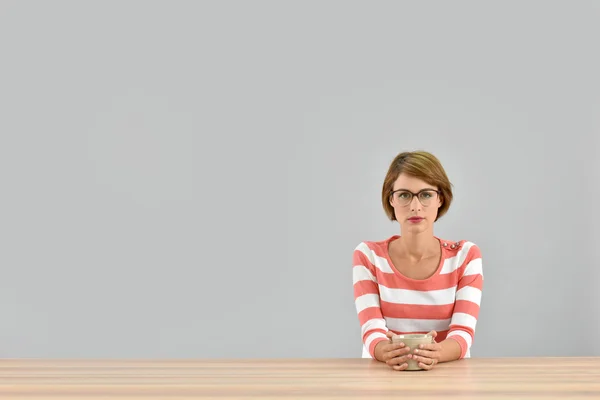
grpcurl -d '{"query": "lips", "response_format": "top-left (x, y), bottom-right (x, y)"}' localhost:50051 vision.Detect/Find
top-left (408, 217), bottom-right (424, 222)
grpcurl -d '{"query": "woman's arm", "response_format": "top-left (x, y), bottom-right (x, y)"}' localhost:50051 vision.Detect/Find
top-left (438, 336), bottom-right (463, 362)
top-left (411, 244), bottom-right (484, 369)
top-left (445, 243), bottom-right (484, 359)
top-left (352, 242), bottom-right (389, 359)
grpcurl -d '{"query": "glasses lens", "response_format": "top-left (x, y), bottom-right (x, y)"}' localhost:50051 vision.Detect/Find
top-left (394, 191), bottom-right (412, 206)
top-left (418, 190), bottom-right (436, 206)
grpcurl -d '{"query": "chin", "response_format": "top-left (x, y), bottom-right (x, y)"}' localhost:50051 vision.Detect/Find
top-left (404, 222), bottom-right (432, 233)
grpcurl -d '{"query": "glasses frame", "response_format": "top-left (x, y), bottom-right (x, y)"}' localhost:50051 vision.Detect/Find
top-left (389, 188), bottom-right (441, 207)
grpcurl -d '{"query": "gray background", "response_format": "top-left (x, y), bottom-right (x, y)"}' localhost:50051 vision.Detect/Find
top-left (0, 1), bottom-right (598, 358)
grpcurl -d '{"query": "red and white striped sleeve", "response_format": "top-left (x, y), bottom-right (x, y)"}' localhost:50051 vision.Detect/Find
top-left (446, 243), bottom-right (483, 358)
top-left (352, 242), bottom-right (389, 359)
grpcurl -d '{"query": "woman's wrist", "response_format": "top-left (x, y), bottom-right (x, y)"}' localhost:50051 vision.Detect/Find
top-left (439, 338), bottom-right (462, 363)
top-left (373, 340), bottom-right (388, 362)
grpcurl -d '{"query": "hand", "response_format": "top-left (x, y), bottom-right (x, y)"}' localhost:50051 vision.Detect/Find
top-left (411, 330), bottom-right (442, 370)
top-left (374, 331), bottom-right (413, 371)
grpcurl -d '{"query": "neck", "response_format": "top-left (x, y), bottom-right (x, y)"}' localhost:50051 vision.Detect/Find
top-left (396, 230), bottom-right (438, 262)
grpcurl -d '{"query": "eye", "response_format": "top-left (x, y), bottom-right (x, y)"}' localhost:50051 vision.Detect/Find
top-left (421, 191), bottom-right (433, 198)
top-left (397, 191), bottom-right (411, 199)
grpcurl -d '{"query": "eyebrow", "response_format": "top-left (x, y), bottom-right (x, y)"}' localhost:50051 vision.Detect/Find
top-left (392, 188), bottom-right (437, 192)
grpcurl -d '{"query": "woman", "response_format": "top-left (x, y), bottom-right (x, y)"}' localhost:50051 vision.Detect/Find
top-left (352, 150), bottom-right (483, 371)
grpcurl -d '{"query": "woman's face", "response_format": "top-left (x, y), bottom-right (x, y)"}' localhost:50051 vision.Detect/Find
top-left (389, 173), bottom-right (442, 234)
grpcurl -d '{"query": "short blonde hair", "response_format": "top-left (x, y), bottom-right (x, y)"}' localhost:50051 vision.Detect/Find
top-left (381, 150), bottom-right (453, 222)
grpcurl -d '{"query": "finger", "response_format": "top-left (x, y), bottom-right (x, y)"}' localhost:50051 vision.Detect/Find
top-left (418, 360), bottom-right (434, 370)
top-left (414, 348), bottom-right (438, 359)
top-left (418, 357), bottom-right (436, 370)
top-left (386, 331), bottom-right (395, 339)
top-left (388, 345), bottom-right (411, 358)
top-left (385, 354), bottom-right (410, 366)
top-left (385, 350), bottom-right (412, 366)
top-left (390, 343), bottom-right (410, 354)
top-left (392, 362), bottom-right (409, 371)
top-left (419, 342), bottom-right (442, 350)
top-left (387, 356), bottom-right (410, 367)
top-left (382, 342), bottom-right (406, 357)
top-left (414, 355), bottom-right (437, 369)
top-left (380, 341), bottom-right (401, 352)
top-left (417, 343), bottom-right (442, 351)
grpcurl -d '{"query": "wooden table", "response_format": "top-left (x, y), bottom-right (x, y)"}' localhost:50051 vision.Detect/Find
top-left (1, 358), bottom-right (599, 399)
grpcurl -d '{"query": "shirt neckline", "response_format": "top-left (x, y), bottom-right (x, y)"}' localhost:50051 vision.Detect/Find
top-left (384, 234), bottom-right (446, 282)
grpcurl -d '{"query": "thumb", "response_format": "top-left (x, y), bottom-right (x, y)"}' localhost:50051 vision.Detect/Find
top-left (385, 330), bottom-right (395, 339)
top-left (427, 330), bottom-right (438, 338)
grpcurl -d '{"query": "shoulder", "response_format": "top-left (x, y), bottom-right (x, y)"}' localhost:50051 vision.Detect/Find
top-left (353, 236), bottom-right (396, 263)
top-left (439, 238), bottom-right (483, 277)
top-left (439, 238), bottom-right (482, 267)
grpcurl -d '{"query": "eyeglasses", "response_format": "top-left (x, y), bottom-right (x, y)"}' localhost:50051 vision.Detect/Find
top-left (390, 189), bottom-right (440, 207)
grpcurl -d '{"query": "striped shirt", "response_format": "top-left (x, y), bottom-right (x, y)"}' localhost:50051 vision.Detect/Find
top-left (352, 235), bottom-right (483, 359)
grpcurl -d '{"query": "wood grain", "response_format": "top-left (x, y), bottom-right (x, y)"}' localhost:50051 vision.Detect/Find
top-left (0, 358), bottom-right (599, 399)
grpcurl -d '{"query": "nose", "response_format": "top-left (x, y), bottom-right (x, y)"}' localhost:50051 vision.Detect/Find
top-left (410, 195), bottom-right (421, 211)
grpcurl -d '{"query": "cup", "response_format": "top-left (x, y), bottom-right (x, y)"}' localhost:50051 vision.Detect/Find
top-left (391, 333), bottom-right (434, 371)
